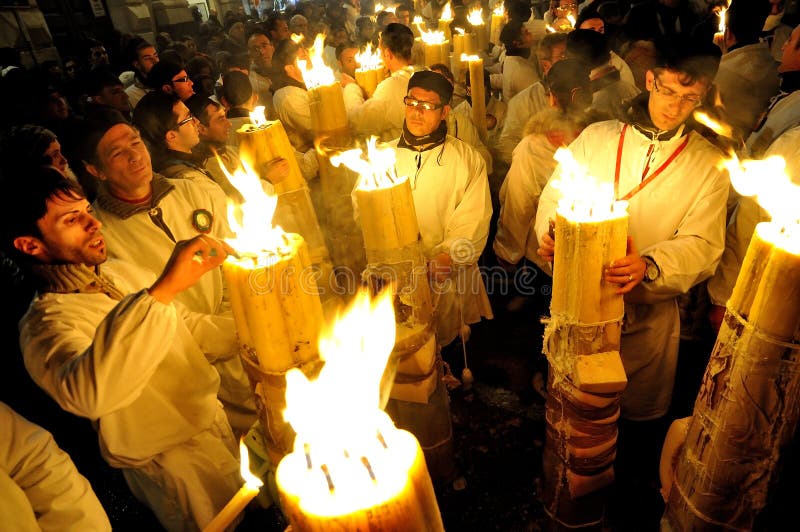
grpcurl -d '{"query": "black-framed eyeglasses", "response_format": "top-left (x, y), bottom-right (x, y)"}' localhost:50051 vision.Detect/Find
top-left (171, 75), bottom-right (190, 84)
top-left (176, 114), bottom-right (195, 127)
top-left (652, 78), bottom-right (703, 107)
top-left (403, 96), bottom-right (443, 111)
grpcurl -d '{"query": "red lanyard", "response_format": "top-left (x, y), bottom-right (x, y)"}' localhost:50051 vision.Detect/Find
top-left (614, 124), bottom-right (691, 201)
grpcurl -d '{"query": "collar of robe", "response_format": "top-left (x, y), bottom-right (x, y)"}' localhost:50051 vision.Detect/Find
top-left (780, 70), bottom-right (800, 93)
top-left (626, 93), bottom-right (685, 141)
top-left (95, 174), bottom-right (175, 220)
top-left (398, 120), bottom-right (448, 152)
top-left (29, 262), bottom-right (125, 300)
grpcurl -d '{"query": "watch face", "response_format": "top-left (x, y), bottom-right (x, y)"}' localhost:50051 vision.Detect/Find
top-left (646, 263), bottom-right (658, 281)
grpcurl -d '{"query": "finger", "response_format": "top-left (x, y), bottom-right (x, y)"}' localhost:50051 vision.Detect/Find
top-left (616, 280), bottom-right (637, 294)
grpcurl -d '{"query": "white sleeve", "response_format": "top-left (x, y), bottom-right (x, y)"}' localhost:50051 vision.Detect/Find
top-left (346, 77), bottom-right (404, 137)
top-left (0, 402), bottom-right (111, 531)
top-left (495, 96), bottom-right (526, 164)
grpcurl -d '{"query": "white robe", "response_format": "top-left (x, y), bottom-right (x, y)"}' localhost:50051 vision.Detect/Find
top-left (390, 135), bottom-right (493, 346)
top-left (495, 81), bottom-right (548, 164)
top-left (708, 125), bottom-right (800, 306)
top-left (273, 84), bottom-right (314, 151)
top-left (18, 261), bottom-right (241, 531)
top-left (344, 66), bottom-right (416, 142)
top-left (745, 89), bottom-right (800, 158)
top-left (0, 402), bottom-right (110, 531)
top-left (502, 55), bottom-right (540, 103)
top-left (534, 120), bottom-right (729, 420)
top-left (445, 107), bottom-right (493, 175)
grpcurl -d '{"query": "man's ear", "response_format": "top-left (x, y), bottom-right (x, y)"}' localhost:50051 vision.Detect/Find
top-left (441, 104), bottom-right (451, 121)
top-left (165, 129), bottom-right (179, 146)
top-left (162, 83), bottom-right (174, 95)
top-left (84, 162), bottom-right (105, 181)
top-left (13, 236), bottom-right (48, 259)
top-left (645, 70), bottom-right (655, 91)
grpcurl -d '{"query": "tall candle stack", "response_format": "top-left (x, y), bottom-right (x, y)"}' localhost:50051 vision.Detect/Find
top-left (354, 43), bottom-right (387, 98)
top-left (331, 138), bottom-right (457, 483)
top-left (275, 289), bottom-right (444, 531)
top-left (419, 29), bottom-right (449, 68)
top-left (665, 155), bottom-right (800, 531)
top-left (542, 148), bottom-right (629, 529)
top-left (299, 34), bottom-right (349, 141)
top-left (438, 2), bottom-right (453, 42)
top-left (451, 27), bottom-right (477, 82)
top-left (463, 54), bottom-right (487, 142)
top-left (490, 5), bottom-right (505, 45)
top-left (467, 8), bottom-right (488, 51)
top-left (220, 161), bottom-right (326, 466)
top-left (236, 109), bottom-right (336, 300)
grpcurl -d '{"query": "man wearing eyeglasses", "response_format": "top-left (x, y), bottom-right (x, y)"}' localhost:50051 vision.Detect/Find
top-left (146, 60), bottom-right (196, 103)
top-left (532, 41), bottom-right (729, 486)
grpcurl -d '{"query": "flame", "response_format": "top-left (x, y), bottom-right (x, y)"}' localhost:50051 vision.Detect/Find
top-left (420, 28), bottom-right (447, 44)
top-left (722, 154), bottom-right (800, 233)
top-left (552, 147), bottom-right (628, 221)
top-left (567, 14), bottom-right (577, 27)
top-left (461, 53), bottom-right (480, 62)
top-left (454, 26), bottom-right (466, 35)
top-left (330, 137), bottom-right (400, 190)
top-left (546, 24), bottom-right (557, 33)
top-left (493, 4), bottom-right (505, 16)
top-left (693, 111), bottom-right (733, 139)
top-left (355, 43), bottom-right (383, 71)
top-left (249, 106), bottom-right (268, 127)
top-left (412, 15), bottom-right (424, 27)
top-left (468, 8), bottom-right (484, 26)
top-left (217, 155), bottom-right (287, 257)
top-left (283, 287), bottom-right (397, 467)
top-left (239, 438), bottom-right (264, 489)
top-left (441, 2), bottom-right (452, 20)
top-left (298, 33), bottom-right (336, 89)
top-left (291, 33), bottom-right (305, 44)
top-left (717, 1), bottom-right (730, 33)
top-left (374, 2), bottom-right (384, 12)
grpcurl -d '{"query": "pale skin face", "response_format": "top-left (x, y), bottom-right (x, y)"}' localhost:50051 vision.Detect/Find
top-left (396, 9), bottom-right (411, 27)
top-left (165, 69), bottom-right (195, 101)
top-left (338, 47), bottom-right (359, 78)
top-left (45, 140), bottom-right (69, 176)
top-left (199, 103), bottom-right (232, 144)
top-left (166, 101), bottom-right (200, 153)
top-left (14, 194), bottom-right (107, 266)
top-left (85, 124), bottom-right (153, 201)
top-left (404, 86), bottom-right (450, 137)
top-left (645, 69), bottom-right (708, 132)
top-left (134, 46), bottom-right (159, 76)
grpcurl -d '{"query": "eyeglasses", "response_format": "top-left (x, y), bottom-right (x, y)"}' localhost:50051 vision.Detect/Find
top-left (652, 78), bottom-right (703, 107)
top-left (403, 96), bottom-right (443, 111)
top-left (176, 114), bottom-right (196, 127)
top-left (171, 76), bottom-right (190, 84)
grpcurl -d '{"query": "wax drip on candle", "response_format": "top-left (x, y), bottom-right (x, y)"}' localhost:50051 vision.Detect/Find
top-left (361, 456), bottom-right (377, 481)
top-left (305, 443), bottom-right (313, 469)
top-left (377, 430), bottom-right (388, 448)
top-left (321, 464), bottom-right (335, 492)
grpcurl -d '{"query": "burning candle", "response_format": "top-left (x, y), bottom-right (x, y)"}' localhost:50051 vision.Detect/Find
top-left (490, 5), bottom-right (505, 45)
top-left (221, 160), bottom-right (326, 464)
top-left (463, 54), bottom-right (487, 142)
top-left (467, 8), bottom-right (488, 51)
top-left (203, 440), bottom-right (263, 532)
top-left (419, 29), bottom-right (449, 68)
top-left (714, 1), bottom-right (730, 52)
top-left (275, 289), bottom-right (444, 531)
top-left (412, 15), bottom-right (424, 37)
top-left (666, 154), bottom-right (800, 530)
top-left (451, 28), bottom-right (476, 81)
top-left (299, 34), bottom-right (349, 140)
top-left (354, 43), bottom-right (387, 98)
top-left (438, 2), bottom-right (453, 42)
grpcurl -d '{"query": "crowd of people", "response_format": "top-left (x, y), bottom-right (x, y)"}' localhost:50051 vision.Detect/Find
top-left (1, 0), bottom-right (799, 529)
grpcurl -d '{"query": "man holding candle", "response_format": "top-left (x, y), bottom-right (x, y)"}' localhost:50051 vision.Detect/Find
top-left (344, 23), bottom-right (418, 141)
top-left (533, 42), bottom-right (729, 495)
top-left (393, 70), bottom-right (493, 349)
top-left (1, 168), bottom-right (243, 531)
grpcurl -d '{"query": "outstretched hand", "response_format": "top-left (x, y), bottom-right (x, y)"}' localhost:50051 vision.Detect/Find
top-left (149, 235), bottom-right (234, 304)
top-left (604, 236), bottom-right (646, 294)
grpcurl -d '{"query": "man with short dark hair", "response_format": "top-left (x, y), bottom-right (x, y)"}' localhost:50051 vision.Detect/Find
top-left (146, 60), bottom-right (196, 101)
top-left (85, 68), bottom-right (132, 118)
top-left (344, 23), bottom-right (418, 140)
top-left (271, 40), bottom-right (314, 151)
top-left (499, 19), bottom-right (540, 101)
top-left (246, 30), bottom-right (276, 115)
top-left (265, 13), bottom-right (291, 43)
top-left (1, 167), bottom-right (242, 531)
top-left (123, 37), bottom-right (159, 108)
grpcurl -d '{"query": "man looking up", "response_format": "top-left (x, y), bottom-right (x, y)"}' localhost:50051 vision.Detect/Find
top-left (146, 60), bottom-right (196, 102)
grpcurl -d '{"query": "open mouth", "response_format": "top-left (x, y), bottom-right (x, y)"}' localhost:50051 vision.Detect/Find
top-left (89, 237), bottom-right (104, 249)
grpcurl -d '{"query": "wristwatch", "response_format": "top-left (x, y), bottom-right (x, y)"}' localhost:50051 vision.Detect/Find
top-left (642, 255), bottom-right (660, 283)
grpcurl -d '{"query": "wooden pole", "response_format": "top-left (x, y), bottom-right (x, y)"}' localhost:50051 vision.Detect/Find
top-left (542, 205), bottom-right (629, 529)
top-left (665, 222), bottom-right (800, 531)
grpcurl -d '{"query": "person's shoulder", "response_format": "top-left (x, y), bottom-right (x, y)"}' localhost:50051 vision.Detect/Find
top-left (581, 119), bottom-right (623, 138)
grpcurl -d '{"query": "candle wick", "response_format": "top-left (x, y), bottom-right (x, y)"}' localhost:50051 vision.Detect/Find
top-left (376, 430), bottom-right (388, 449)
top-left (304, 443), bottom-right (312, 470)
top-left (320, 464), bottom-right (335, 493)
top-left (361, 456), bottom-right (377, 481)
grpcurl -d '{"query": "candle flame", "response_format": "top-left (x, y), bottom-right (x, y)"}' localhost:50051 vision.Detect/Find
top-left (249, 106), bottom-right (267, 127)
top-left (298, 33), bottom-right (336, 89)
top-left (468, 8), bottom-right (484, 26)
top-left (722, 154), bottom-right (800, 233)
top-left (552, 147), bottom-right (628, 221)
top-left (693, 111), bottom-right (733, 139)
top-left (567, 14), bottom-right (577, 27)
top-left (412, 15), bottom-right (424, 27)
top-left (420, 28), bottom-right (447, 44)
top-left (546, 24), bottom-right (557, 33)
top-left (454, 26), bottom-right (466, 35)
top-left (493, 4), bottom-right (505, 16)
top-left (355, 42), bottom-right (383, 71)
top-left (330, 137), bottom-right (400, 190)
top-left (374, 2), bottom-right (384, 13)
top-left (461, 53), bottom-right (480, 62)
top-left (291, 33), bottom-right (305, 44)
top-left (717, 1), bottom-right (730, 33)
top-left (441, 2), bottom-right (452, 20)
top-left (218, 155), bottom-right (287, 258)
top-left (239, 439), bottom-right (264, 489)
